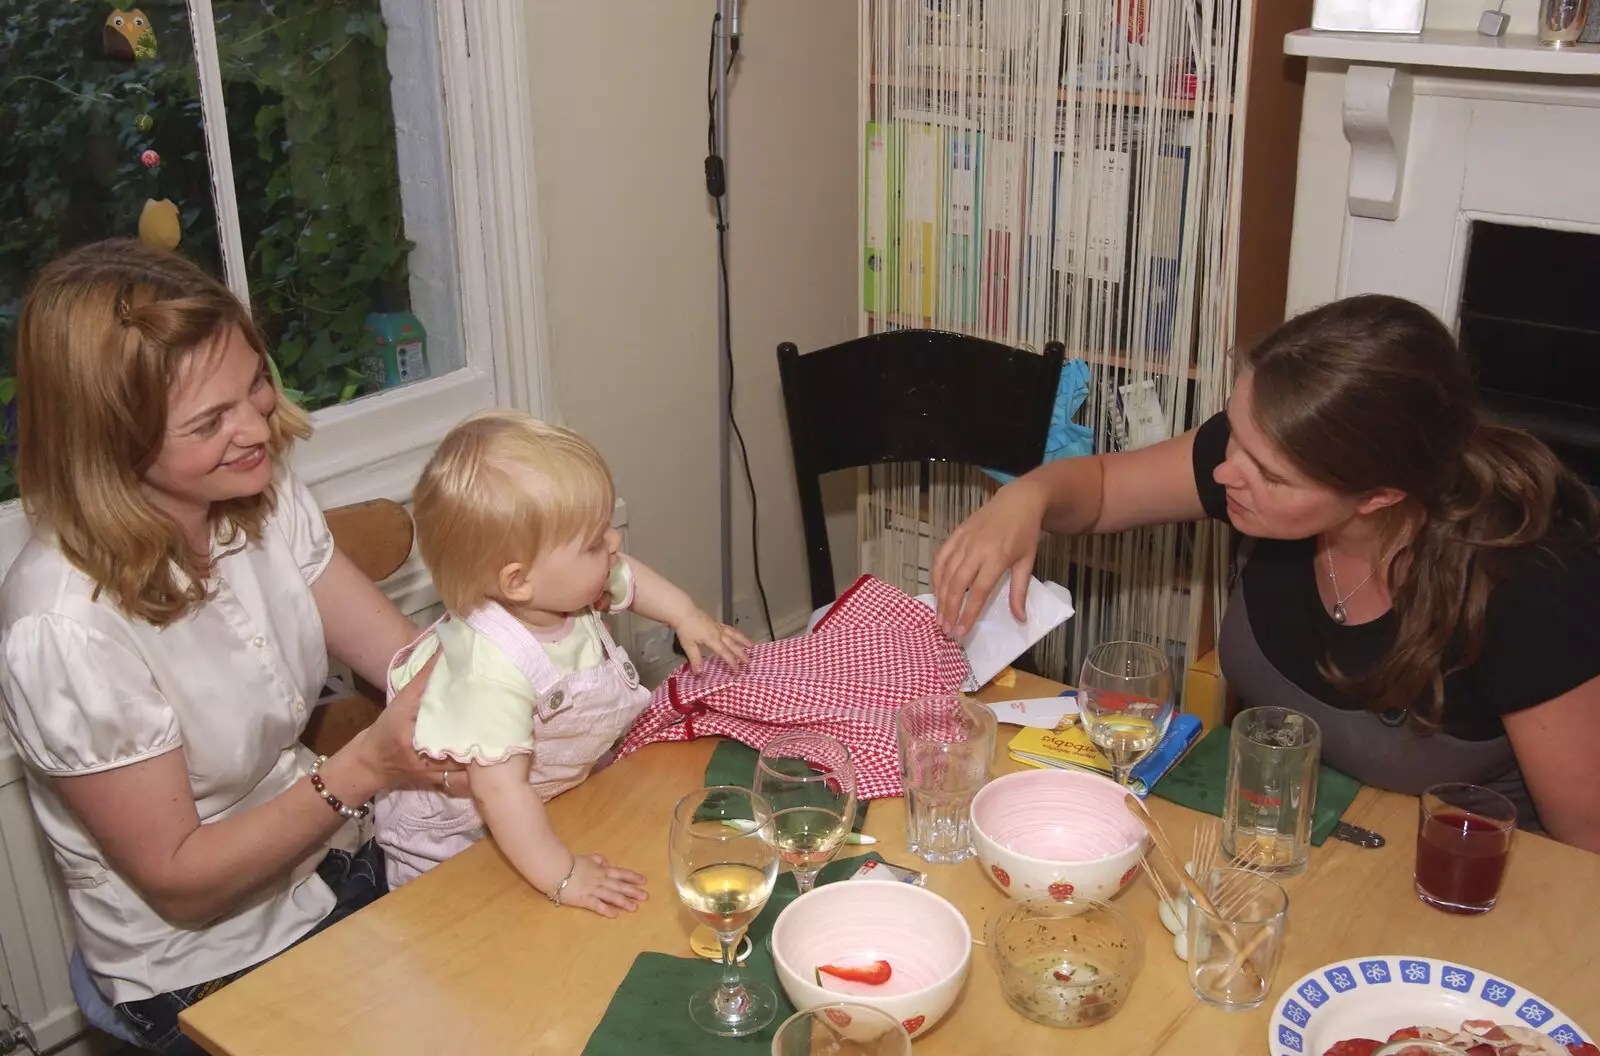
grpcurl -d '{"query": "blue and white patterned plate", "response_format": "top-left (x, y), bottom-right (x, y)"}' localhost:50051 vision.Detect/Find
top-left (1269, 956), bottom-right (1591, 1055)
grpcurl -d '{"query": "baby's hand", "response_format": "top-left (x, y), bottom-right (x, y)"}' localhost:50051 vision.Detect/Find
top-left (674, 608), bottom-right (753, 673)
top-left (559, 853), bottom-right (648, 917)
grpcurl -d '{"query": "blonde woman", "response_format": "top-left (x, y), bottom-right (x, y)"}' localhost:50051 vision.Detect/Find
top-left (0, 240), bottom-right (461, 1054)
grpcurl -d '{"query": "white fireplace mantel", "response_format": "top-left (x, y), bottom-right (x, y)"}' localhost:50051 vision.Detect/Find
top-left (1285, 29), bottom-right (1600, 220)
top-left (1284, 28), bottom-right (1600, 77)
top-left (1283, 21), bottom-right (1600, 325)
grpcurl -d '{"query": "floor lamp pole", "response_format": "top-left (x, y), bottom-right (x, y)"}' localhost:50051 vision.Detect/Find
top-left (715, 0), bottom-right (736, 623)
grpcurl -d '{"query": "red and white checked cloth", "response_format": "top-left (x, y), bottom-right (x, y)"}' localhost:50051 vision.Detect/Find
top-left (615, 575), bottom-right (971, 799)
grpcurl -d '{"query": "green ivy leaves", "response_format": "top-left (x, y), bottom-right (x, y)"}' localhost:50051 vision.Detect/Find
top-left (0, 0), bottom-right (418, 499)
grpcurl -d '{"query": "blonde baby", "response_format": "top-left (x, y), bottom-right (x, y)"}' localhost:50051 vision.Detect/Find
top-left (375, 411), bottom-right (750, 915)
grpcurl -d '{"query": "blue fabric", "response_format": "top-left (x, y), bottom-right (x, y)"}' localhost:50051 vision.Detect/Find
top-left (70, 947), bottom-right (144, 1046)
top-left (984, 357), bottom-right (1095, 485)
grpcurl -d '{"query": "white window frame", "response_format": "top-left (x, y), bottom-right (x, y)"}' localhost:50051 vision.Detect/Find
top-left (197, 0), bottom-right (556, 506)
top-left (0, 2), bottom-right (554, 578)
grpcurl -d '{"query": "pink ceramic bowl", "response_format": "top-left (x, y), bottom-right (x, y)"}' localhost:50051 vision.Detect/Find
top-left (969, 769), bottom-right (1149, 903)
top-left (768, 881), bottom-right (971, 1040)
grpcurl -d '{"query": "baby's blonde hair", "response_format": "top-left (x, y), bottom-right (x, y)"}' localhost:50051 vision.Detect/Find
top-left (413, 410), bottom-right (615, 617)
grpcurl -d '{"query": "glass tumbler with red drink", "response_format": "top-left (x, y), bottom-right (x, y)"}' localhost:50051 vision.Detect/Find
top-left (1414, 782), bottom-right (1516, 914)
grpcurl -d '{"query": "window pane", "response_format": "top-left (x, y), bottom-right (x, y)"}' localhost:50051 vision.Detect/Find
top-left (0, 1), bottom-right (220, 503)
top-left (213, 0), bottom-right (465, 410)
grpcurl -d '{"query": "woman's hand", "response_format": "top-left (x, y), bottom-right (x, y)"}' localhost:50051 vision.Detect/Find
top-left (558, 854), bottom-right (649, 918)
top-left (674, 608), bottom-right (753, 673)
top-left (344, 651), bottom-right (467, 795)
top-left (931, 478), bottom-right (1049, 638)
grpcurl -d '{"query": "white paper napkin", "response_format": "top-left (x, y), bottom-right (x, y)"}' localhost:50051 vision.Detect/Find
top-left (914, 576), bottom-right (1076, 690)
top-left (982, 694), bottom-right (1080, 729)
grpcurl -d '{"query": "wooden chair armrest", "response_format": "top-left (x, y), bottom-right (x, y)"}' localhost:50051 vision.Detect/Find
top-left (300, 693), bottom-right (386, 758)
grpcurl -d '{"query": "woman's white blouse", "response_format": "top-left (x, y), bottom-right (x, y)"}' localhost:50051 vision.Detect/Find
top-left (0, 467), bottom-right (360, 1003)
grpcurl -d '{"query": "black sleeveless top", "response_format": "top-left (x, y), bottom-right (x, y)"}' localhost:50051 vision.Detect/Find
top-left (1193, 413), bottom-right (1600, 829)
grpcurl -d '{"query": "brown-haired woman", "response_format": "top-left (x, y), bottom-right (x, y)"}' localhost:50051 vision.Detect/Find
top-left (932, 294), bottom-right (1600, 853)
top-left (0, 240), bottom-right (460, 1053)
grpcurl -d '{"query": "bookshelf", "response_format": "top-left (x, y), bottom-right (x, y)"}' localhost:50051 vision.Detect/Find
top-left (869, 75), bottom-right (1234, 116)
top-left (856, 0), bottom-right (1312, 689)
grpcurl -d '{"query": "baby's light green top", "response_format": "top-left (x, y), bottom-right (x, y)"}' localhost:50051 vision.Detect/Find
top-left (392, 560), bottom-right (634, 762)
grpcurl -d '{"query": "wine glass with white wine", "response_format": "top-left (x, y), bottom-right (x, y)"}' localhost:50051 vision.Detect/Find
top-left (753, 732), bottom-right (857, 897)
top-left (670, 786), bottom-right (781, 1037)
top-left (1078, 641), bottom-right (1175, 789)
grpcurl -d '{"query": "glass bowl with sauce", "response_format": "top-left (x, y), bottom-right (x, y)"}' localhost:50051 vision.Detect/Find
top-left (988, 897), bottom-right (1144, 1028)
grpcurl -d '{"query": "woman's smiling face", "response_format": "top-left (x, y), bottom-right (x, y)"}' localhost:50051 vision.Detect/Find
top-left (142, 326), bottom-right (278, 520)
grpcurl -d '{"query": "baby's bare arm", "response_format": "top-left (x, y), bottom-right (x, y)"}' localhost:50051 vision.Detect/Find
top-left (471, 756), bottom-right (649, 916)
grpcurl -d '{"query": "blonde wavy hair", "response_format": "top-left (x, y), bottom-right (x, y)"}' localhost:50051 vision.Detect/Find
top-left (15, 239), bottom-right (310, 625)
top-left (413, 410), bottom-right (615, 617)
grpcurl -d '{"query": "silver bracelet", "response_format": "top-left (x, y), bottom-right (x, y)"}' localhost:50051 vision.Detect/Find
top-left (308, 755), bottom-right (371, 821)
top-left (549, 858), bottom-right (578, 906)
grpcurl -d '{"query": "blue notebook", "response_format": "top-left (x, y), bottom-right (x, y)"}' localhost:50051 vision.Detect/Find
top-left (1009, 689), bottom-right (1205, 799)
top-left (1130, 712), bottom-right (1205, 797)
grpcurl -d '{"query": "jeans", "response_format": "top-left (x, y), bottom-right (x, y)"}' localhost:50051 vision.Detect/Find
top-left (113, 840), bottom-right (388, 1054)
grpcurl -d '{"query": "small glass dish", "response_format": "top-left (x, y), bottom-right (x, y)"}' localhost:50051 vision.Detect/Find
top-left (988, 897), bottom-right (1144, 1028)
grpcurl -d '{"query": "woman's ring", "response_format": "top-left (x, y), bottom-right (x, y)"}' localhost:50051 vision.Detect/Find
top-left (442, 769), bottom-right (452, 791)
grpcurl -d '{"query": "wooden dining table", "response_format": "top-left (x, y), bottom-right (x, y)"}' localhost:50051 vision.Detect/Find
top-left (181, 671), bottom-right (1600, 1055)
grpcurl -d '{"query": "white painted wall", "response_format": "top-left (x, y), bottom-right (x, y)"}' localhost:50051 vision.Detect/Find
top-left (525, 2), bottom-right (860, 638)
top-left (1425, 0), bottom-right (1544, 32)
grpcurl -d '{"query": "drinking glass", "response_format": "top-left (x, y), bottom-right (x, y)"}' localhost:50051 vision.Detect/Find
top-left (670, 786), bottom-right (781, 1036)
top-left (1221, 707), bottom-right (1321, 877)
top-left (1077, 641), bottom-right (1175, 788)
top-left (895, 694), bottom-right (996, 863)
top-left (754, 732), bottom-right (857, 896)
top-left (1414, 782), bottom-right (1516, 915)
top-left (1185, 867), bottom-right (1289, 1011)
top-left (770, 1003), bottom-right (911, 1056)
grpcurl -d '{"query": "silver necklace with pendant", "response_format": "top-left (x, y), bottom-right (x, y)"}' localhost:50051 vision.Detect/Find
top-left (1323, 539), bottom-right (1400, 625)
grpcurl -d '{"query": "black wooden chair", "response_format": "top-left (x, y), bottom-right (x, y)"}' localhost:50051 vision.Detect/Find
top-left (777, 329), bottom-right (1066, 611)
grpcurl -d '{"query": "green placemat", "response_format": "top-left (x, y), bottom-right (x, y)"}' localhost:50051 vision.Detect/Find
top-left (705, 739), bottom-right (869, 835)
top-left (1151, 725), bottom-right (1360, 847)
top-left (582, 851), bottom-right (888, 1055)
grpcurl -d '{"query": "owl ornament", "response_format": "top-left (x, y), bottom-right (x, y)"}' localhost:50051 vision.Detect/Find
top-left (104, 9), bottom-right (157, 62)
top-left (138, 199), bottom-right (180, 251)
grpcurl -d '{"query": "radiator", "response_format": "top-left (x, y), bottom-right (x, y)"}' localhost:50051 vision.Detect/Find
top-left (0, 744), bottom-right (88, 1054)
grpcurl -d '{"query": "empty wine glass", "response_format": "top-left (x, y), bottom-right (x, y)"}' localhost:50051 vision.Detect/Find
top-left (1078, 641), bottom-right (1175, 788)
top-left (670, 786), bottom-right (780, 1037)
top-left (754, 732), bottom-right (857, 896)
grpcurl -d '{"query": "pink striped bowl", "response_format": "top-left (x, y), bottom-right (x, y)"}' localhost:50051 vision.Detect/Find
top-left (969, 769), bottom-right (1149, 903)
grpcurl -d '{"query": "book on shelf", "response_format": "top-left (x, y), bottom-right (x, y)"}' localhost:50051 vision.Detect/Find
top-left (863, 120), bottom-right (895, 316)
top-left (1142, 117), bottom-right (1194, 353)
top-left (943, 128), bottom-right (981, 328)
top-left (1009, 710), bottom-right (1204, 799)
top-left (1052, 142), bottom-right (1132, 284)
top-left (979, 136), bottom-right (1020, 334)
top-left (897, 122), bottom-right (941, 323)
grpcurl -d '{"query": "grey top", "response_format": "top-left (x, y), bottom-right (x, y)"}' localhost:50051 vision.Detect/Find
top-left (1220, 578), bottom-right (1541, 831)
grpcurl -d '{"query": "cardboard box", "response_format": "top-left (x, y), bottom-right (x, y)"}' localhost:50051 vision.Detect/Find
top-left (1184, 648), bottom-right (1224, 732)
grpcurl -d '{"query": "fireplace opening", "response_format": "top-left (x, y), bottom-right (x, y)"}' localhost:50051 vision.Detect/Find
top-left (1458, 220), bottom-right (1600, 485)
